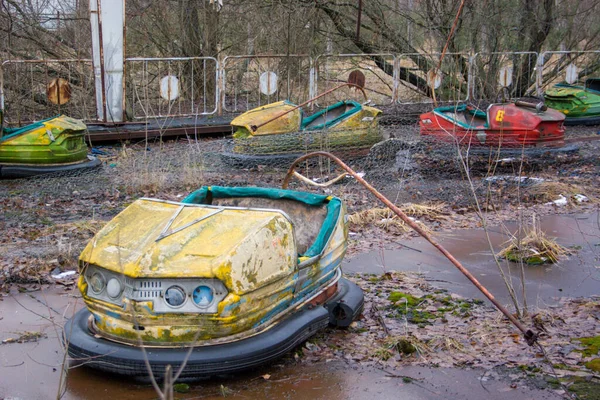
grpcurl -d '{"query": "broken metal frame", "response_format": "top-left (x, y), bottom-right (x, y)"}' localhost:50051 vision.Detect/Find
top-left (282, 151), bottom-right (539, 346)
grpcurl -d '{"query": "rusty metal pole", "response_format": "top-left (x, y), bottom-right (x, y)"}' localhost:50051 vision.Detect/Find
top-left (283, 151), bottom-right (538, 346)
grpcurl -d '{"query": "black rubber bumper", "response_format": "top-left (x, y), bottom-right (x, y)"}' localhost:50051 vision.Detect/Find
top-left (0, 155), bottom-right (101, 179)
top-left (468, 143), bottom-right (580, 158)
top-left (64, 278), bottom-right (363, 379)
top-left (564, 115), bottom-right (600, 126)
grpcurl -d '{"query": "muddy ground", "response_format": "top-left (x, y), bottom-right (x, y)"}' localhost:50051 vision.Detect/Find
top-left (1, 121), bottom-right (600, 399)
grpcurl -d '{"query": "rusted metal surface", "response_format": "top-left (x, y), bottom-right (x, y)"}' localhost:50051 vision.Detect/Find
top-left (46, 78), bottom-right (71, 105)
top-left (282, 151), bottom-right (539, 346)
top-left (85, 116), bottom-right (232, 143)
top-left (309, 282), bottom-right (338, 307)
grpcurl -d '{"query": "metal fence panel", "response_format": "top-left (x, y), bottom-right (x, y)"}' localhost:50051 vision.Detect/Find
top-left (470, 52), bottom-right (538, 101)
top-left (314, 54), bottom-right (396, 106)
top-left (125, 57), bottom-right (218, 119)
top-left (536, 50), bottom-right (600, 95)
top-left (396, 53), bottom-right (470, 104)
top-left (1, 59), bottom-right (97, 125)
top-left (221, 55), bottom-right (312, 113)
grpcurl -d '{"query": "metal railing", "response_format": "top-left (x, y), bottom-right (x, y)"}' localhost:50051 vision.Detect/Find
top-left (1, 50), bottom-right (599, 125)
top-left (221, 55), bottom-right (312, 113)
top-left (313, 54), bottom-right (396, 106)
top-left (396, 52), bottom-right (470, 104)
top-left (125, 57), bottom-right (219, 119)
top-left (470, 52), bottom-right (539, 101)
top-left (536, 50), bottom-right (600, 95)
top-left (0, 59), bottom-right (96, 125)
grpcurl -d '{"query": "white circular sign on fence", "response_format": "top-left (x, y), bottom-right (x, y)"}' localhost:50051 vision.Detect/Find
top-left (427, 69), bottom-right (442, 90)
top-left (160, 75), bottom-right (180, 101)
top-left (565, 63), bottom-right (578, 84)
top-left (498, 65), bottom-right (513, 87)
top-left (259, 71), bottom-right (278, 95)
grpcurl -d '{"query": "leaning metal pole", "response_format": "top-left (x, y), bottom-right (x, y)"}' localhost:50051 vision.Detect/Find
top-left (282, 151), bottom-right (539, 346)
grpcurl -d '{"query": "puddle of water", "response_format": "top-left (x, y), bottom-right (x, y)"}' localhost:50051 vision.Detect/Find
top-left (344, 212), bottom-right (600, 306)
top-left (1, 288), bottom-right (562, 399)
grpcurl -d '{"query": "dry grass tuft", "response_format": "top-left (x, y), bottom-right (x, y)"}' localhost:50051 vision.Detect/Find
top-left (497, 216), bottom-right (571, 265)
top-left (348, 203), bottom-right (446, 234)
top-left (112, 144), bottom-right (206, 195)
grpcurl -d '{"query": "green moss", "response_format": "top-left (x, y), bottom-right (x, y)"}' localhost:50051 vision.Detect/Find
top-left (574, 336), bottom-right (600, 357)
top-left (568, 377), bottom-right (600, 400)
top-left (173, 383), bottom-right (190, 393)
top-left (388, 292), bottom-right (421, 307)
top-left (505, 250), bottom-right (551, 265)
top-left (545, 377), bottom-right (561, 389)
top-left (407, 310), bottom-right (437, 324)
top-left (585, 358), bottom-right (600, 372)
top-left (396, 338), bottom-right (417, 355)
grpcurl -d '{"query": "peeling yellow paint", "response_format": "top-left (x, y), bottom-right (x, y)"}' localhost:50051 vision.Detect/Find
top-left (79, 197), bottom-right (349, 346)
top-left (231, 101), bottom-right (301, 137)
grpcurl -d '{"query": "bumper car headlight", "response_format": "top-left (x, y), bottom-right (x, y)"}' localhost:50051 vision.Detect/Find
top-left (89, 272), bottom-right (106, 294)
top-left (106, 277), bottom-right (123, 299)
top-left (164, 286), bottom-right (186, 308)
top-left (192, 285), bottom-right (214, 307)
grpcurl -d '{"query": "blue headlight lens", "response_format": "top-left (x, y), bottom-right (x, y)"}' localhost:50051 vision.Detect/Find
top-left (192, 285), bottom-right (214, 307)
top-left (164, 286), bottom-right (186, 307)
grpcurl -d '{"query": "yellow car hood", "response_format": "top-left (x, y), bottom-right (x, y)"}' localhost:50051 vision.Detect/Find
top-left (79, 199), bottom-right (297, 294)
top-left (231, 101), bottom-right (302, 137)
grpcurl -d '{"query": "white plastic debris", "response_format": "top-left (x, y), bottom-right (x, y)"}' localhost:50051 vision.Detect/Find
top-left (52, 270), bottom-right (77, 279)
top-left (574, 194), bottom-right (588, 203)
top-left (484, 175), bottom-right (545, 186)
top-left (349, 171), bottom-right (366, 179)
top-left (545, 194), bottom-right (568, 206)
